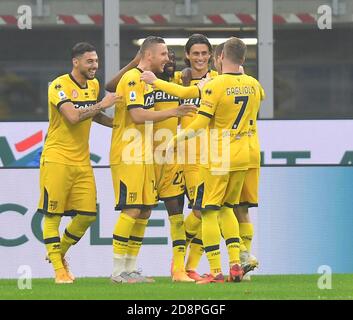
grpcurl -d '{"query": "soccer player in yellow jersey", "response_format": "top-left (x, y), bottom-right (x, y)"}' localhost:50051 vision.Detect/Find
top-left (168, 37), bottom-right (263, 283)
top-left (214, 43), bottom-right (263, 279)
top-left (109, 37), bottom-right (196, 283)
top-left (142, 34), bottom-right (217, 281)
top-left (36, 42), bottom-right (119, 284)
top-left (106, 49), bottom-right (194, 282)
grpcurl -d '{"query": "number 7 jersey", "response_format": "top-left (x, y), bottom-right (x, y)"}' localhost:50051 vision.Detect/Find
top-left (198, 72), bottom-right (263, 171)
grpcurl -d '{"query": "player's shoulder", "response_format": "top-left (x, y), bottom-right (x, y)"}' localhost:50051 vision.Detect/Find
top-left (208, 70), bottom-right (218, 78)
top-left (49, 74), bottom-right (70, 88)
top-left (120, 68), bottom-right (141, 86)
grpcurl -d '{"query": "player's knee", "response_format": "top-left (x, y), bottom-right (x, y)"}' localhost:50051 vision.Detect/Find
top-left (81, 214), bottom-right (97, 225)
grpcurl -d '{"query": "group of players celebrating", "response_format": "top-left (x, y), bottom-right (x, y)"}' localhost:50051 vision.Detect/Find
top-left (37, 33), bottom-right (264, 285)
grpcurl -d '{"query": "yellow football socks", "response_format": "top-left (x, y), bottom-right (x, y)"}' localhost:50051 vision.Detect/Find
top-left (43, 214), bottom-right (63, 270)
top-left (169, 214), bottom-right (186, 272)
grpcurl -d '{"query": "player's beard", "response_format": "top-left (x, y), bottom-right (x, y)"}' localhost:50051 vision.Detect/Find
top-left (81, 68), bottom-right (96, 80)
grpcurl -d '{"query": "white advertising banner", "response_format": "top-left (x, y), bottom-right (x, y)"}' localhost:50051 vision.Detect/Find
top-left (0, 120), bottom-right (352, 167)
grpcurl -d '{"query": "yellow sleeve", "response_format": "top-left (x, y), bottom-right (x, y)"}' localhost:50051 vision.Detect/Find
top-left (48, 80), bottom-right (72, 109)
top-left (198, 81), bottom-right (219, 119)
top-left (153, 79), bottom-right (200, 99)
top-left (123, 72), bottom-right (145, 110)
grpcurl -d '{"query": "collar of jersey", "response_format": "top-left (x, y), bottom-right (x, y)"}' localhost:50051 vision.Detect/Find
top-left (69, 73), bottom-right (88, 89)
top-left (191, 69), bottom-right (212, 81)
top-left (223, 72), bottom-right (243, 76)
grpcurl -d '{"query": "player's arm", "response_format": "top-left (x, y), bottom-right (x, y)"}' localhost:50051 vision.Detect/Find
top-left (59, 93), bottom-right (120, 125)
top-left (105, 51), bottom-right (141, 92)
top-left (129, 104), bottom-right (197, 124)
top-left (140, 71), bottom-right (203, 98)
top-left (93, 112), bottom-right (113, 128)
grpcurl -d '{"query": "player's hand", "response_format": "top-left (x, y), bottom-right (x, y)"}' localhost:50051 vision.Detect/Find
top-left (101, 93), bottom-right (122, 109)
top-left (197, 77), bottom-right (211, 90)
top-left (140, 71), bottom-right (157, 84)
top-left (175, 104), bottom-right (197, 117)
top-left (181, 67), bottom-right (192, 86)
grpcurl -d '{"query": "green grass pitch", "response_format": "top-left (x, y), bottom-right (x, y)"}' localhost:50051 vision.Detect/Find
top-left (1, 274), bottom-right (352, 300)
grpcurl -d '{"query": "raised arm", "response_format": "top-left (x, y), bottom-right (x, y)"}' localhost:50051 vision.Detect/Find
top-left (105, 51), bottom-right (141, 92)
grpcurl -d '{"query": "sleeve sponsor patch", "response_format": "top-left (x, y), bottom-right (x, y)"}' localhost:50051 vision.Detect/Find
top-left (129, 91), bottom-right (136, 102)
top-left (58, 90), bottom-right (68, 101)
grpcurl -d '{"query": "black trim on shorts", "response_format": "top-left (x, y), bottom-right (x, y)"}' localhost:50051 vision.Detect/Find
top-left (225, 237), bottom-right (240, 246)
top-left (191, 238), bottom-right (203, 245)
top-left (129, 236), bottom-right (143, 242)
top-left (43, 188), bottom-right (49, 212)
top-left (224, 202), bottom-right (235, 208)
top-left (192, 183), bottom-right (204, 210)
top-left (64, 229), bottom-right (81, 243)
top-left (127, 104), bottom-right (144, 110)
top-left (43, 237), bottom-right (61, 244)
top-left (113, 235), bottom-right (129, 243)
top-left (64, 209), bottom-right (97, 217)
top-left (172, 240), bottom-right (186, 247)
top-left (204, 205), bottom-right (221, 210)
top-left (56, 99), bottom-right (71, 110)
top-left (37, 208), bottom-right (66, 216)
top-left (237, 202), bottom-right (258, 208)
top-left (198, 110), bottom-right (213, 119)
top-left (185, 231), bottom-right (195, 239)
top-left (159, 193), bottom-right (185, 202)
top-left (204, 244), bottom-right (219, 253)
top-left (114, 204), bottom-right (158, 211)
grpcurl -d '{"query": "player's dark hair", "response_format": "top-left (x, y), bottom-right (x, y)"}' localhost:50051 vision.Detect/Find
top-left (223, 37), bottom-right (247, 65)
top-left (140, 36), bottom-right (165, 55)
top-left (215, 42), bottom-right (225, 58)
top-left (71, 42), bottom-right (96, 59)
top-left (184, 34), bottom-right (212, 67)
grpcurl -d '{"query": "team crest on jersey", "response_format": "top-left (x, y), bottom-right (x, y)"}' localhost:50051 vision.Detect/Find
top-left (129, 91), bottom-right (136, 102)
top-left (54, 84), bottom-right (62, 90)
top-left (72, 89), bottom-right (78, 99)
top-left (91, 89), bottom-right (96, 96)
top-left (129, 192), bottom-right (137, 203)
top-left (49, 200), bottom-right (58, 211)
top-left (58, 91), bottom-right (67, 101)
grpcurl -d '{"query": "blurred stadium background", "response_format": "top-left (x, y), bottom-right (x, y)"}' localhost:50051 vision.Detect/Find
top-left (1, 0), bottom-right (353, 283)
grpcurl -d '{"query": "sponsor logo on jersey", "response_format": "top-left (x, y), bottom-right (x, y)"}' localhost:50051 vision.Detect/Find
top-left (144, 91), bottom-right (155, 109)
top-left (73, 100), bottom-right (96, 109)
top-left (154, 90), bottom-right (179, 103)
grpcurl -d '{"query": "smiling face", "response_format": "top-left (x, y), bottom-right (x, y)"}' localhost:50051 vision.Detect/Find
top-left (73, 51), bottom-right (98, 80)
top-left (148, 43), bottom-right (169, 74)
top-left (186, 43), bottom-right (211, 74)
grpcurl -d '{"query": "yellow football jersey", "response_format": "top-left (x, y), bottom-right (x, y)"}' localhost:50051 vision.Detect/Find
top-left (110, 68), bottom-right (155, 164)
top-left (248, 83), bottom-right (265, 168)
top-left (42, 73), bottom-right (99, 166)
top-left (175, 70), bottom-right (218, 165)
top-left (198, 73), bottom-right (263, 171)
top-left (153, 75), bottom-right (179, 152)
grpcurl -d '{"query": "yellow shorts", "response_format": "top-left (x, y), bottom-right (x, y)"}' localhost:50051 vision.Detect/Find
top-left (183, 164), bottom-right (199, 208)
top-left (193, 167), bottom-right (246, 210)
top-left (37, 161), bottom-right (97, 216)
top-left (239, 168), bottom-right (259, 207)
top-left (111, 163), bottom-right (158, 210)
top-left (154, 163), bottom-right (184, 201)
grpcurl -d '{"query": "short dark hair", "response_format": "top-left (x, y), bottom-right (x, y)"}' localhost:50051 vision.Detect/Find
top-left (224, 37), bottom-right (247, 65)
top-left (71, 42), bottom-right (96, 59)
top-left (214, 42), bottom-right (225, 58)
top-left (140, 36), bottom-right (165, 55)
top-left (184, 34), bottom-right (212, 67)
